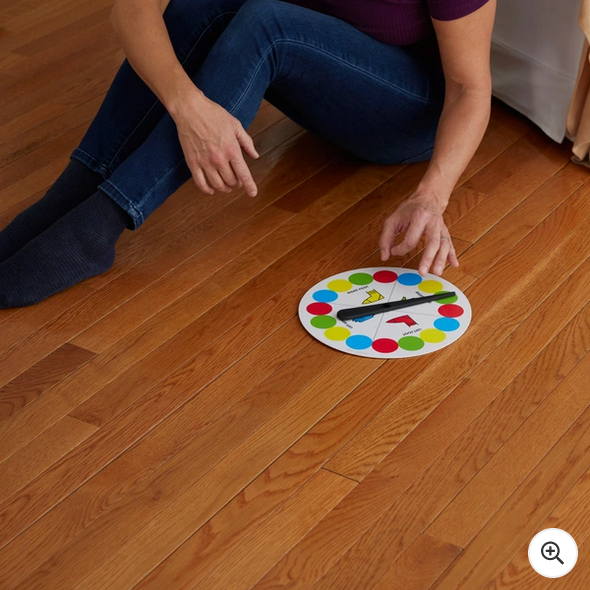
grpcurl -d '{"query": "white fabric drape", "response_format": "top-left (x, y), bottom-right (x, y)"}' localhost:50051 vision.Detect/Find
top-left (490, 0), bottom-right (585, 143)
top-left (567, 0), bottom-right (590, 166)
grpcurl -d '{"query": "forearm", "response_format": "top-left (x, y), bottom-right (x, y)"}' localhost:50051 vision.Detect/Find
top-left (110, 0), bottom-right (201, 118)
top-left (415, 83), bottom-right (491, 209)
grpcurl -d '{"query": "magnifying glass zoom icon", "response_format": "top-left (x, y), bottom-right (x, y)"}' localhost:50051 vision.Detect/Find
top-left (541, 541), bottom-right (564, 565)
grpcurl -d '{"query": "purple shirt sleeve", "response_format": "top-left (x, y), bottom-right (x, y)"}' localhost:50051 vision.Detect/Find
top-left (427, 0), bottom-right (491, 21)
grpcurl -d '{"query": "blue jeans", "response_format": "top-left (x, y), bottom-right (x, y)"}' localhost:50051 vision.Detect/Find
top-left (71, 0), bottom-right (445, 230)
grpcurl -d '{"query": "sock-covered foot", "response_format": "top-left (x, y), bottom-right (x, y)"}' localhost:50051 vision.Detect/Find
top-left (0, 190), bottom-right (129, 308)
top-left (0, 158), bottom-right (103, 262)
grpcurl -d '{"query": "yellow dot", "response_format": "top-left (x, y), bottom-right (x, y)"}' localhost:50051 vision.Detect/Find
top-left (325, 327), bottom-right (351, 341)
top-left (327, 279), bottom-right (353, 293)
top-left (420, 329), bottom-right (446, 343)
top-left (419, 280), bottom-right (444, 294)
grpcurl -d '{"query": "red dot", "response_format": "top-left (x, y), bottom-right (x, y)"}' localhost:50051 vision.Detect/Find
top-left (372, 338), bottom-right (399, 353)
top-left (439, 304), bottom-right (464, 318)
top-left (373, 271), bottom-right (398, 284)
top-left (307, 302), bottom-right (332, 316)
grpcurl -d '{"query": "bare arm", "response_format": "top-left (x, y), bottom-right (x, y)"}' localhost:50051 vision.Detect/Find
top-left (110, 0), bottom-right (195, 116)
top-left (109, 0), bottom-right (259, 196)
top-left (380, 0), bottom-right (496, 276)
top-left (418, 0), bottom-right (496, 205)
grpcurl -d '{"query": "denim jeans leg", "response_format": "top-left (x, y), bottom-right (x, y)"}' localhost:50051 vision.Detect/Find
top-left (70, 0), bottom-right (250, 182)
top-left (99, 0), bottom-right (445, 230)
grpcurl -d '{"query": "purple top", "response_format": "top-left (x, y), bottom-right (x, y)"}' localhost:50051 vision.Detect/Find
top-left (286, 0), bottom-right (490, 45)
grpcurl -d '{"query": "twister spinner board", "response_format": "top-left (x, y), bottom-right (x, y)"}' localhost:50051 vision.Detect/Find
top-left (299, 267), bottom-right (471, 359)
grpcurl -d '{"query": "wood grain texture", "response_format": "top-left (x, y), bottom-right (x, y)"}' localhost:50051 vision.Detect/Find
top-left (291, 277), bottom-right (590, 589)
top-left (1, 2), bottom-right (589, 589)
top-left (372, 534), bottom-right (461, 590)
top-left (434, 400), bottom-right (590, 588)
top-left (0, 343), bottom-right (95, 424)
top-left (486, 466), bottom-right (590, 589)
top-left (0, 415), bottom-right (97, 504)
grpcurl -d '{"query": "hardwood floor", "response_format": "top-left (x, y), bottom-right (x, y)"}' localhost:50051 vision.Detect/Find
top-left (1, 2), bottom-right (589, 588)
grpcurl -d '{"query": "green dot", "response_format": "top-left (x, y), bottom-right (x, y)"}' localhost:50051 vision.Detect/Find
top-left (348, 272), bottom-right (373, 286)
top-left (398, 336), bottom-right (425, 351)
top-left (435, 291), bottom-right (458, 304)
top-left (311, 315), bottom-right (337, 329)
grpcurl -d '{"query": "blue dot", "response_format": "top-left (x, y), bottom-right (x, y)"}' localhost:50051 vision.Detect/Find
top-left (346, 335), bottom-right (373, 350)
top-left (397, 273), bottom-right (422, 286)
top-left (434, 317), bottom-right (460, 332)
top-left (313, 289), bottom-right (338, 303)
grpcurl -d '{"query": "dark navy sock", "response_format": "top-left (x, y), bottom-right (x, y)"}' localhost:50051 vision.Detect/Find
top-left (0, 190), bottom-right (129, 308)
top-left (0, 158), bottom-right (103, 262)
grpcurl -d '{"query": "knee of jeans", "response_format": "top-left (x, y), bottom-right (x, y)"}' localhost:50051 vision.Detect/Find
top-left (234, 0), bottom-right (291, 37)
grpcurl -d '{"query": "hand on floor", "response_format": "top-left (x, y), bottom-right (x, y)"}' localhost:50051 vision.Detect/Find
top-left (379, 192), bottom-right (459, 277)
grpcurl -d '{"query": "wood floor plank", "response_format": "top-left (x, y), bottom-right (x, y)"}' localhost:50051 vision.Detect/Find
top-left (0, 108), bottom-right (295, 340)
top-left (315, 333), bottom-right (590, 590)
top-left (432, 398), bottom-right (590, 589)
top-left (0, 0), bottom-right (66, 32)
top-left (0, 158), bottom-right (404, 549)
top-left (0, 283), bottom-right (94, 341)
top-left (1, 32), bottom-right (119, 114)
top-left (12, 354), bottom-right (378, 590)
top-left (0, 317), bottom-right (313, 588)
top-left (288, 260), bottom-right (590, 589)
top-left (451, 130), bottom-right (570, 243)
top-left (80, 119), bottom-right (308, 290)
top-left (324, 193), bottom-right (590, 480)
top-left (0, 343), bottom-right (95, 424)
top-left (0, 0), bottom-right (87, 37)
top-left (0, 125), bottom-right (88, 191)
top-left (424, 282), bottom-right (590, 546)
top-left (0, 49), bottom-right (122, 128)
top-left (0, 1), bottom-right (113, 54)
top-left (68, 143), bottom-right (347, 355)
top-left (5, 20), bottom-right (118, 89)
top-left (0, 162), bottom-right (449, 587)
top-left (0, 415), bottom-right (97, 504)
top-left (442, 186), bottom-right (487, 228)
top-left (256, 294), bottom-right (590, 588)
top-left (177, 470), bottom-right (355, 590)
top-left (0, 51), bottom-right (27, 72)
top-left (0, 95), bottom-right (104, 168)
top-left (3, 3), bottom-right (590, 588)
top-left (0, 121), bottom-right (311, 371)
top-left (454, 163), bottom-right (588, 277)
top-left (0, 157), bottom-right (72, 214)
top-left (371, 534), bottom-right (461, 590)
top-left (0, 189), bottom-right (44, 229)
top-left (485, 466), bottom-right (590, 589)
top-left (12, 7), bottom-right (113, 59)
top-left (426, 306), bottom-right (590, 548)
top-left (131, 353), bottom-right (461, 590)
top-left (0, 60), bottom-right (119, 143)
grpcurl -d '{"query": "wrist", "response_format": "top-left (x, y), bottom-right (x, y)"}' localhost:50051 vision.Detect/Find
top-left (163, 70), bottom-right (205, 121)
top-left (409, 185), bottom-right (450, 212)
